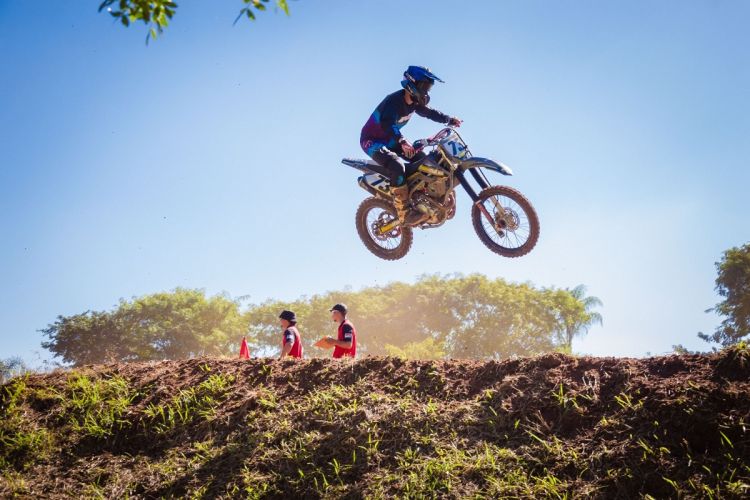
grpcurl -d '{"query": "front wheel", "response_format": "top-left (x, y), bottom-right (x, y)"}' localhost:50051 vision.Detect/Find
top-left (356, 197), bottom-right (413, 260)
top-left (471, 186), bottom-right (540, 258)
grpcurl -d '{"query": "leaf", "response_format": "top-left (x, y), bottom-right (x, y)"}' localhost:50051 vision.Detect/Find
top-left (98, 0), bottom-right (115, 13)
top-left (278, 0), bottom-right (290, 15)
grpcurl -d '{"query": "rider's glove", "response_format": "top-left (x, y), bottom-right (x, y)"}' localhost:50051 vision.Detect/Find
top-left (399, 138), bottom-right (416, 159)
top-left (448, 117), bottom-right (463, 127)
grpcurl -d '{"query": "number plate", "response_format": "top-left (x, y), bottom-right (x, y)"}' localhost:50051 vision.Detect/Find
top-left (440, 131), bottom-right (471, 159)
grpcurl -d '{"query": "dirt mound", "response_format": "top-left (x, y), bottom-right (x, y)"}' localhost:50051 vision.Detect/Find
top-left (2, 348), bottom-right (749, 498)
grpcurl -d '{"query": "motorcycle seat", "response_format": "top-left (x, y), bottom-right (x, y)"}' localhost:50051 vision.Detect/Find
top-left (342, 158), bottom-right (393, 182)
top-left (342, 157), bottom-right (430, 184)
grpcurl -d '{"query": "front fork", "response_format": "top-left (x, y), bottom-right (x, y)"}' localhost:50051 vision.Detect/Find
top-left (378, 219), bottom-right (399, 235)
top-left (455, 169), bottom-right (503, 231)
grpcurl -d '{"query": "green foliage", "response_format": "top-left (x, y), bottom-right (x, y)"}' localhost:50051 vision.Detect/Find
top-left (242, 378), bottom-right (575, 498)
top-left (716, 341), bottom-right (750, 373)
top-left (63, 373), bottom-right (135, 438)
top-left (41, 288), bottom-right (245, 365)
top-left (39, 276), bottom-right (601, 363)
top-left (376, 443), bottom-right (568, 498)
top-left (700, 242), bottom-right (750, 346)
top-left (245, 274), bottom-right (602, 359)
top-left (557, 284), bottom-right (603, 351)
top-left (384, 337), bottom-right (447, 360)
top-left (235, 0), bottom-right (290, 24)
top-left (98, 0), bottom-right (176, 43)
top-left (672, 344), bottom-right (697, 355)
top-left (98, 0), bottom-right (291, 43)
top-left (143, 372), bottom-right (235, 433)
top-left (0, 379), bottom-right (54, 470)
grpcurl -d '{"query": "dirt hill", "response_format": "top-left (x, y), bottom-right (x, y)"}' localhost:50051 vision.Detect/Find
top-left (2, 347), bottom-right (749, 498)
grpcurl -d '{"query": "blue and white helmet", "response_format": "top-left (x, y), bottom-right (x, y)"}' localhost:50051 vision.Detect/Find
top-left (401, 65), bottom-right (444, 106)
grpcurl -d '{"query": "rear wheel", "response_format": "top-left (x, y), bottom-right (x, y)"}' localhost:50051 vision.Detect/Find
top-left (356, 197), bottom-right (413, 260)
top-left (471, 186), bottom-right (540, 257)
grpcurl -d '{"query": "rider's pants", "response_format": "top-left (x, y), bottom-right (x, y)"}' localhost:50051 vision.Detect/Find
top-left (360, 140), bottom-right (426, 186)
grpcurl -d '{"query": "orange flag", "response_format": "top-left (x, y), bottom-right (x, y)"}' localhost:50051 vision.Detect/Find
top-left (239, 336), bottom-right (250, 359)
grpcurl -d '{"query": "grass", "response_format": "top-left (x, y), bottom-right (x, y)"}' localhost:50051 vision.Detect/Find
top-left (368, 442), bottom-right (572, 498)
top-left (614, 390), bottom-right (644, 412)
top-left (552, 382), bottom-right (580, 411)
top-left (143, 372), bottom-right (235, 434)
top-left (0, 378), bottom-right (55, 471)
top-left (717, 340), bottom-right (750, 373)
top-left (1, 353), bottom-right (750, 498)
top-left (63, 372), bottom-right (136, 439)
top-left (235, 380), bottom-right (584, 497)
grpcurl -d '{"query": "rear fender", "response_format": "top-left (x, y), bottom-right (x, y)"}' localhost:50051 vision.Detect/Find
top-left (342, 158), bottom-right (376, 174)
top-left (460, 157), bottom-right (513, 176)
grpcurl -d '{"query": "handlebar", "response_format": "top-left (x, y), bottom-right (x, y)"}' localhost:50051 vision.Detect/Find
top-left (407, 127), bottom-right (464, 158)
top-left (412, 127), bottom-right (458, 151)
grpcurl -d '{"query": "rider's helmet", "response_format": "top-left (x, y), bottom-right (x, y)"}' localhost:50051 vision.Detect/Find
top-left (401, 66), bottom-right (444, 106)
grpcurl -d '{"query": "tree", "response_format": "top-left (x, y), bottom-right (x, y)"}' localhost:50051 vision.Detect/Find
top-left (242, 274), bottom-right (602, 360)
top-left (672, 344), bottom-right (697, 355)
top-left (384, 338), bottom-right (446, 360)
top-left (40, 310), bottom-right (121, 366)
top-left (410, 274), bottom-right (563, 359)
top-left (41, 288), bottom-right (245, 365)
top-left (40, 276), bottom-right (603, 364)
top-left (98, 0), bottom-right (291, 43)
top-left (699, 243), bottom-right (750, 347)
top-left (555, 285), bottom-right (603, 352)
top-left (0, 357), bottom-right (29, 384)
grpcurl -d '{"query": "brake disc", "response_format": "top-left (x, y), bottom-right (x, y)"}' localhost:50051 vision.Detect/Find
top-left (495, 206), bottom-right (520, 232)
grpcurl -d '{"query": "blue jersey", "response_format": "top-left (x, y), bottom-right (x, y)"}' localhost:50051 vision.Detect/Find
top-left (360, 90), bottom-right (450, 149)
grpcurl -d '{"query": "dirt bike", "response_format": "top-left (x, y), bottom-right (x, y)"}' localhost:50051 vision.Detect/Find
top-left (342, 127), bottom-right (540, 260)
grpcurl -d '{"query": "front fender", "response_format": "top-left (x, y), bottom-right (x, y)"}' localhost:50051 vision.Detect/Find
top-left (460, 157), bottom-right (513, 176)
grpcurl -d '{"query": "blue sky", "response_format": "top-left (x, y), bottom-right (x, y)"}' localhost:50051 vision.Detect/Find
top-left (1, 0), bottom-right (748, 366)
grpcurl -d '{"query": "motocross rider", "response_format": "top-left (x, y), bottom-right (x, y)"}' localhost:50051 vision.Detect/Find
top-left (360, 66), bottom-right (462, 225)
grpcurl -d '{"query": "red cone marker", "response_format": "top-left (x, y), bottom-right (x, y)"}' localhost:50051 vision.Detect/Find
top-left (239, 336), bottom-right (250, 359)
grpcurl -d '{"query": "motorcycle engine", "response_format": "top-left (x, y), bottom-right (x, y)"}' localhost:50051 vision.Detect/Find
top-left (426, 176), bottom-right (448, 198)
top-left (412, 191), bottom-right (451, 226)
top-left (406, 155), bottom-right (453, 226)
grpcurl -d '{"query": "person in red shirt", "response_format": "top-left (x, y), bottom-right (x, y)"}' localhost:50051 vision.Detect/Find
top-left (325, 303), bottom-right (357, 359)
top-left (279, 310), bottom-right (303, 359)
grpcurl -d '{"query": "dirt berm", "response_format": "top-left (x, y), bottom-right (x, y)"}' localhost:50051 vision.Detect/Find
top-left (1, 347), bottom-right (749, 498)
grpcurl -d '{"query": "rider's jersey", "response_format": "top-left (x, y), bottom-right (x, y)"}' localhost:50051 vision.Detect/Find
top-left (360, 89), bottom-right (451, 149)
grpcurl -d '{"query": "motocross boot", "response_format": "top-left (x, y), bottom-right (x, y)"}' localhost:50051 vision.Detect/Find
top-left (391, 184), bottom-right (426, 226)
